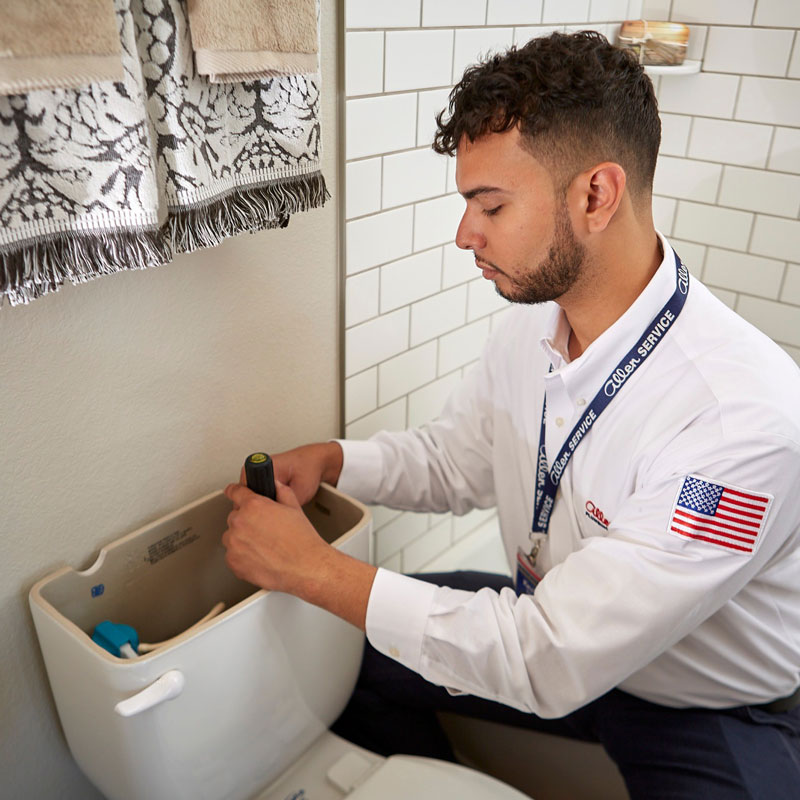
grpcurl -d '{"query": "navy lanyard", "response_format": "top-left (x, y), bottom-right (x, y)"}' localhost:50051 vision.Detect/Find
top-left (531, 249), bottom-right (690, 540)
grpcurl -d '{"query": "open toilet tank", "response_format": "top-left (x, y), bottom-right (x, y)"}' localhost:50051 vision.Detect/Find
top-left (29, 485), bottom-right (371, 800)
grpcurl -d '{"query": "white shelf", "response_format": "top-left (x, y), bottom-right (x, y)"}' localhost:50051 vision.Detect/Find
top-left (644, 59), bottom-right (701, 76)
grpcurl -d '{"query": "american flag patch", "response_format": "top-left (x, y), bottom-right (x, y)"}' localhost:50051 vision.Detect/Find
top-left (668, 475), bottom-right (772, 554)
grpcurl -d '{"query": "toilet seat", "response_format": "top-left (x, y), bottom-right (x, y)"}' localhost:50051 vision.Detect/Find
top-left (349, 755), bottom-right (529, 799)
top-left (257, 731), bottom-right (530, 800)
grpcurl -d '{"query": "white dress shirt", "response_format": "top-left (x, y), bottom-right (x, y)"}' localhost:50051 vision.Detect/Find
top-left (337, 235), bottom-right (800, 718)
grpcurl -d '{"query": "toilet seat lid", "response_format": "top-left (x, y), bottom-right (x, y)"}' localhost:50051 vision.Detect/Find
top-left (348, 754), bottom-right (530, 799)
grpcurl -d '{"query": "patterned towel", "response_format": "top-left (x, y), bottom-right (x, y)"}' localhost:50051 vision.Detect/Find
top-left (0, 0), bottom-right (327, 307)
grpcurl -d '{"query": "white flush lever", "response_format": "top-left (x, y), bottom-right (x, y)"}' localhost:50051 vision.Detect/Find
top-left (115, 669), bottom-right (185, 717)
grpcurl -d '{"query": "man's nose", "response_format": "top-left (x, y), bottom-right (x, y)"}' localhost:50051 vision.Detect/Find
top-left (455, 210), bottom-right (486, 252)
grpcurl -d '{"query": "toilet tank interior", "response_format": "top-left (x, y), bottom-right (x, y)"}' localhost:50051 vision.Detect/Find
top-left (36, 485), bottom-right (366, 650)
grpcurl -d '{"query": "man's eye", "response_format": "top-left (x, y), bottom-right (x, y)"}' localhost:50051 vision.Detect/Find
top-left (483, 205), bottom-right (502, 216)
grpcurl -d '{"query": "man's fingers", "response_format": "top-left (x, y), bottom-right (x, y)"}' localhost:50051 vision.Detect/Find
top-left (276, 479), bottom-right (302, 510)
top-left (224, 482), bottom-right (254, 508)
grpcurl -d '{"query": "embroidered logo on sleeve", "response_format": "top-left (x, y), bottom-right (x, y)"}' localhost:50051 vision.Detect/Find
top-left (668, 475), bottom-right (772, 554)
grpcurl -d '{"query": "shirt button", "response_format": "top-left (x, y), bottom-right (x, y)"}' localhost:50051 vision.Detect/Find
top-left (555, 417), bottom-right (565, 427)
top-left (389, 646), bottom-right (400, 658)
top-left (576, 398), bottom-right (586, 406)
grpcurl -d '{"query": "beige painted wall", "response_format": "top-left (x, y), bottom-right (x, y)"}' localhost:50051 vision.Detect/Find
top-left (0, 2), bottom-right (340, 796)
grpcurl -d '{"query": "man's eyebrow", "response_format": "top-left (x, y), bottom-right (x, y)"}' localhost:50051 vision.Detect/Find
top-left (461, 186), bottom-right (508, 200)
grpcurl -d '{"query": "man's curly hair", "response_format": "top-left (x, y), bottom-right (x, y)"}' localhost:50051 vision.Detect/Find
top-left (434, 31), bottom-right (660, 199)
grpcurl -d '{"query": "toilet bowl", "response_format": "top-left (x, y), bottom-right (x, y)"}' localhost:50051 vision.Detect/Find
top-left (30, 485), bottom-right (528, 800)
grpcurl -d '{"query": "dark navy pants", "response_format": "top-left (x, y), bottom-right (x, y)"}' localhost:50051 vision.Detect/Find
top-left (332, 571), bottom-right (800, 800)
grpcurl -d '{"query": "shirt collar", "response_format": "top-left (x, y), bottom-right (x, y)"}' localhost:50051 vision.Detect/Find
top-left (539, 232), bottom-right (676, 398)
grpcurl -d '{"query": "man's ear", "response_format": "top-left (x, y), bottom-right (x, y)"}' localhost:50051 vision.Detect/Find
top-left (569, 162), bottom-right (626, 233)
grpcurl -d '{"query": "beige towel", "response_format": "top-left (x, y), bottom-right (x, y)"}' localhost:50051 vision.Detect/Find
top-left (187, 0), bottom-right (318, 82)
top-left (0, 0), bottom-right (123, 95)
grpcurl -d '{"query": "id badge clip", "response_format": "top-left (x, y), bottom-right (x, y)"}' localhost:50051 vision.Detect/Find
top-left (515, 546), bottom-right (542, 595)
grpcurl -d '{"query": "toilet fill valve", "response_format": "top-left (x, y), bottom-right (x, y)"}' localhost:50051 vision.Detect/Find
top-left (245, 452), bottom-right (276, 500)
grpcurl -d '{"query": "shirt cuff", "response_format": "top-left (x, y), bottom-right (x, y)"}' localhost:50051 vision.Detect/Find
top-left (365, 567), bottom-right (438, 673)
top-left (334, 438), bottom-right (385, 503)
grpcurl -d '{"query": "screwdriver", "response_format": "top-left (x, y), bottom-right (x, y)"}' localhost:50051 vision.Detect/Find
top-left (245, 452), bottom-right (277, 500)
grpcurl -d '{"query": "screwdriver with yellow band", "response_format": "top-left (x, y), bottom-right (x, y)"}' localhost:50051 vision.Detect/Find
top-left (245, 452), bottom-right (277, 500)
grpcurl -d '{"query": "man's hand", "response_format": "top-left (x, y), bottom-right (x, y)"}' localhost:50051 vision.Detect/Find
top-left (270, 442), bottom-right (344, 506)
top-left (223, 481), bottom-right (327, 594)
top-left (221, 478), bottom-right (376, 630)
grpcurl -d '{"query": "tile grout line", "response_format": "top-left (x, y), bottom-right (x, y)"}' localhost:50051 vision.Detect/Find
top-left (776, 261), bottom-right (790, 304)
top-left (786, 30), bottom-right (799, 79)
top-left (745, 210), bottom-right (757, 255)
top-left (347, 363), bottom-right (486, 429)
top-left (381, 29), bottom-right (387, 94)
top-left (765, 124), bottom-right (779, 174)
top-left (714, 164), bottom-right (725, 205)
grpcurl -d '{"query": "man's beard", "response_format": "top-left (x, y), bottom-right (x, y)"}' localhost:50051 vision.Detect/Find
top-left (491, 203), bottom-right (587, 305)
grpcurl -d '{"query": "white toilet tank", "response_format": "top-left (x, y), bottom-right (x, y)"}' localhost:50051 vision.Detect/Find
top-left (29, 484), bottom-right (371, 800)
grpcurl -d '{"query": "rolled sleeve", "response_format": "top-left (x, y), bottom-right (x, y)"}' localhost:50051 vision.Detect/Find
top-left (365, 568), bottom-right (438, 673)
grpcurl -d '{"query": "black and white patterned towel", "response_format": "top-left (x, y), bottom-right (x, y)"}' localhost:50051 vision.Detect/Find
top-left (0, 0), bottom-right (327, 307)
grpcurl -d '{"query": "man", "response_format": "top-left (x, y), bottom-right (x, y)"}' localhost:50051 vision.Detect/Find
top-left (222, 32), bottom-right (800, 798)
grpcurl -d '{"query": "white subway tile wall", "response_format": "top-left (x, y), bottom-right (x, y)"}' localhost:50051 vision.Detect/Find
top-left (653, 155), bottom-right (723, 203)
top-left (380, 249), bottom-right (443, 313)
top-left (703, 27), bottom-right (794, 76)
top-left (345, 307), bottom-right (409, 377)
top-left (423, 0), bottom-right (487, 28)
top-left (344, 32), bottom-right (384, 97)
top-left (345, 269), bottom-right (379, 327)
top-left (379, 341), bottom-right (438, 405)
top-left (410, 284), bottom-right (468, 346)
top-left (382, 149), bottom-right (448, 212)
top-left (345, 0), bottom-right (420, 30)
top-left (790, 43), bottom-right (800, 79)
top-left (753, 0), bottom-right (800, 28)
top-left (343, 0), bottom-right (800, 575)
top-left (542, 0), bottom-right (592, 25)
top-left (413, 193), bottom-right (467, 250)
top-left (658, 73), bottom-right (740, 117)
top-left (769, 127), bottom-right (800, 174)
top-left (408, 372), bottom-right (463, 428)
top-left (345, 94), bottom-right (417, 160)
top-left (487, 0), bottom-right (545, 26)
top-left (669, 0), bottom-right (756, 26)
top-left (686, 118), bottom-right (773, 168)
top-left (345, 157), bottom-right (382, 219)
top-left (736, 78), bottom-right (800, 127)
top-left (344, 367), bottom-right (377, 424)
top-left (417, 89), bottom-right (452, 146)
top-left (346, 206), bottom-right (413, 274)
top-left (385, 30), bottom-right (455, 92)
top-left (658, 113), bottom-right (692, 156)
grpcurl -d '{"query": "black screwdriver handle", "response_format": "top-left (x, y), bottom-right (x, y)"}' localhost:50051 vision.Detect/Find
top-left (245, 452), bottom-right (276, 501)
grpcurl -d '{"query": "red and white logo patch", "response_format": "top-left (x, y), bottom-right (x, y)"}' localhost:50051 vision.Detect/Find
top-left (584, 500), bottom-right (609, 530)
top-left (668, 475), bottom-right (772, 555)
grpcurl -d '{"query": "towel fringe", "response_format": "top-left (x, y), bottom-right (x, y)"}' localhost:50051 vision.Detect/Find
top-left (0, 171), bottom-right (328, 307)
top-left (0, 229), bottom-right (170, 307)
top-left (168, 171), bottom-right (329, 254)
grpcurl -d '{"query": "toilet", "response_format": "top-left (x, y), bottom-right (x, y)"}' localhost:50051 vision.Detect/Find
top-left (30, 485), bottom-right (529, 800)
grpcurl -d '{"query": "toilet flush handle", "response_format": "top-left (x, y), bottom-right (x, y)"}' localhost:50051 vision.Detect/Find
top-left (114, 669), bottom-right (185, 717)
